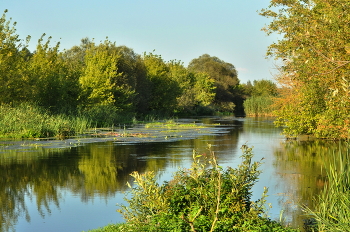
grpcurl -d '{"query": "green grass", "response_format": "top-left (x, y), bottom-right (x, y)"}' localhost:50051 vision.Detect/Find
top-left (0, 103), bottom-right (91, 138)
top-left (243, 96), bottom-right (275, 116)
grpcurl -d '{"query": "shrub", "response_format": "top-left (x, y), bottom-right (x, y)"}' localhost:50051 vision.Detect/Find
top-left (117, 145), bottom-right (299, 231)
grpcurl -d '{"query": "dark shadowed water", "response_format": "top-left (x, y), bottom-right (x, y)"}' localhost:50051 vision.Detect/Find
top-left (0, 117), bottom-right (345, 232)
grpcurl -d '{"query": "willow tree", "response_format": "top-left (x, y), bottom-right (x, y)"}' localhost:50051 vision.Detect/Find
top-left (261, 0), bottom-right (350, 139)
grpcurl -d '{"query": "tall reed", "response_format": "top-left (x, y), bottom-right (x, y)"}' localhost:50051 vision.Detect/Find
top-left (243, 96), bottom-right (275, 116)
top-left (0, 103), bottom-right (91, 138)
top-left (303, 145), bottom-right (350, 231)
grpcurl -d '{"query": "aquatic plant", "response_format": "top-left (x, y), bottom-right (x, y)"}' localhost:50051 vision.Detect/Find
top-left (303, 146), bottom-right (350, 231)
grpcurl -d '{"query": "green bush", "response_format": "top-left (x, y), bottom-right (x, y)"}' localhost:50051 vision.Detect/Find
top-left (117, 145), bottom-right (299, 232)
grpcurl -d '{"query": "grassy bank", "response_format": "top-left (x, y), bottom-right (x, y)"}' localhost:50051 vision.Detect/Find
top-left (0, 103), bottom-right (91, 138)
top-left (85, 145), bottom-right (299, 232)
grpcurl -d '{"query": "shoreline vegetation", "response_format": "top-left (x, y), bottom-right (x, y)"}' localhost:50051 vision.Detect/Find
top-left (86, 144), bottom-right (350, 232)
top-left (86, 145), bottom-right (300, 232)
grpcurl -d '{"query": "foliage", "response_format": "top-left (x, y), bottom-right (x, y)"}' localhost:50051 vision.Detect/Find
top-left (303, 146), bottom-right (350, 232)
top-left (0, 10), bottom-right (31, 104)
top-left (142, 52), bottom-right (182, 114)
top-left (78, 104), bottom-right (135, 127)
top-left (79, 39), bottom-right (121, 106)
top-left (260, 0), bottom-right (350, 139)
top-left (251, 80), bottom-right (278, 97)
top-left (0, 10), bottom-right (250, 135)
top-left (188, 54), bottom-right (239, 112)
top-left (117, 145), bottom-right (299, 231)
top-left (85, 224), bottom-right (123, 232)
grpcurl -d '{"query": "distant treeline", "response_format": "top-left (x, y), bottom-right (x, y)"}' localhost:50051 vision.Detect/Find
top-left (0, 10), bottom-right (277, 128)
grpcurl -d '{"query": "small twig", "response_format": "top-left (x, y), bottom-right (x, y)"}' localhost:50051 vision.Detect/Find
top-left (180, 207), bottom-right (203, 232)
top-left (210, 151), bottom-right (221, 232)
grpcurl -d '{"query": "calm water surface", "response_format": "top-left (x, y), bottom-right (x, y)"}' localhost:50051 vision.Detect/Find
top-left (0, 117), bottom-right (345, 232)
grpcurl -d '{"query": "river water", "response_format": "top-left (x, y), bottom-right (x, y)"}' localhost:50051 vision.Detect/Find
top-left (0, 117), bottom-right (345, 232)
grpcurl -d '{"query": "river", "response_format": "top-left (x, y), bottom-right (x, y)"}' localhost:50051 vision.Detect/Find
top-left (0, 116), bottom-right (345, 232)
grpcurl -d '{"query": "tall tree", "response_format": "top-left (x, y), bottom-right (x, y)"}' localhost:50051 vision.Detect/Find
top-left (188, 54), bottom-right (239, 110)
top-left (261, 0), bottom-right (350, 139)
top-left (142, 52), bottom-right (181, 113)
top-left (115, 45), bottom-right (148, 113)
top-left (28, 35), bottom-right (76, 112)
top-left (0, 10), bottom-right (30, 104)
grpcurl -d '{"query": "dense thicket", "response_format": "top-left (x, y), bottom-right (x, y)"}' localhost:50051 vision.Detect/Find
top-left (0, 10), bottom-right (252, 124)
top-left (261, 0), bottom-right (350, 139)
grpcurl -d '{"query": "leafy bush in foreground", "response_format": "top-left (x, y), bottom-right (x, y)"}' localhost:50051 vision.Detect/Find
top-left (117, 145), bottom-right (299, 232)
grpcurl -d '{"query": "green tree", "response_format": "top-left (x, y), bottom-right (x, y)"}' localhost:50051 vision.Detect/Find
top-left (193, 72), bottom-right (216, 107)
top-left (260, 0), bottom-right (350, 139)
top-left (79, 39), bottom-right (121, 106)
top-left (243, 79), bottom-right (278, 116)
top-left (143, 52), bottom-right (181, 114)
top-left (251, 79), bottom-right (277, 97)
top-left (114, 45), bottom-right (148, 113)
top-left (28, 35), bottom-right (79, 112)
top-left (79, 39), bottom-right (136, 112)
top-left (0, 10), bottom-right (30, 104)
top-left (188, 54), bottom-right (239, 104)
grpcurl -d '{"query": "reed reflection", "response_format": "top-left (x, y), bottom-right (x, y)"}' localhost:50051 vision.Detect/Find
top-left (273, 140), bottom-right (348, 228)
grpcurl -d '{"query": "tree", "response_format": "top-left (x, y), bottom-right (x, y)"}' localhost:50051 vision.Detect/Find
top-left (142, 52), bottom-right (181, 113)
top-left (260, 0), bottom-right (350, 138)
top-left (251, 79), bottom-right (277, 97)
top-left (243, 79), bottom-right (278, 116)
top-left (28, 35), bottom-right (79, 112)
top-left (0, 10), bottom-right (30, 104)
top-left (115, 45), bottom-right (149, 113)
top-left (188, 54), bottom-right (239, 102)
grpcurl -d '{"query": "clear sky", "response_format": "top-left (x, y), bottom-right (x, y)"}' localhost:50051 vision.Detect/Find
top-left (2, 0), bottom-right (279, 84)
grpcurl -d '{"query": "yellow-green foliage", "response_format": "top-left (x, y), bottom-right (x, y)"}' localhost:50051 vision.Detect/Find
top-left (261, 1), bottom-right (350, 139)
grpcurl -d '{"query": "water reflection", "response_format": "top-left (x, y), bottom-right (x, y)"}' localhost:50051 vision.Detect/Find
top-left (273, 140), bottom-right (349, 228)
top-left (0, 119), bottom-right (241, 232)
top-left (1, 117), bottom-right (347, 231)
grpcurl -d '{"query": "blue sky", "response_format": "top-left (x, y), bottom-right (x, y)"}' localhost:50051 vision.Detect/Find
top-left (2, 0), bottom-right (279, 83)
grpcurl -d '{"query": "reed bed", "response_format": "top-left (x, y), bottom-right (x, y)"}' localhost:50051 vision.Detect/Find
top-left (0, 103), bottom-right (91, 138)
